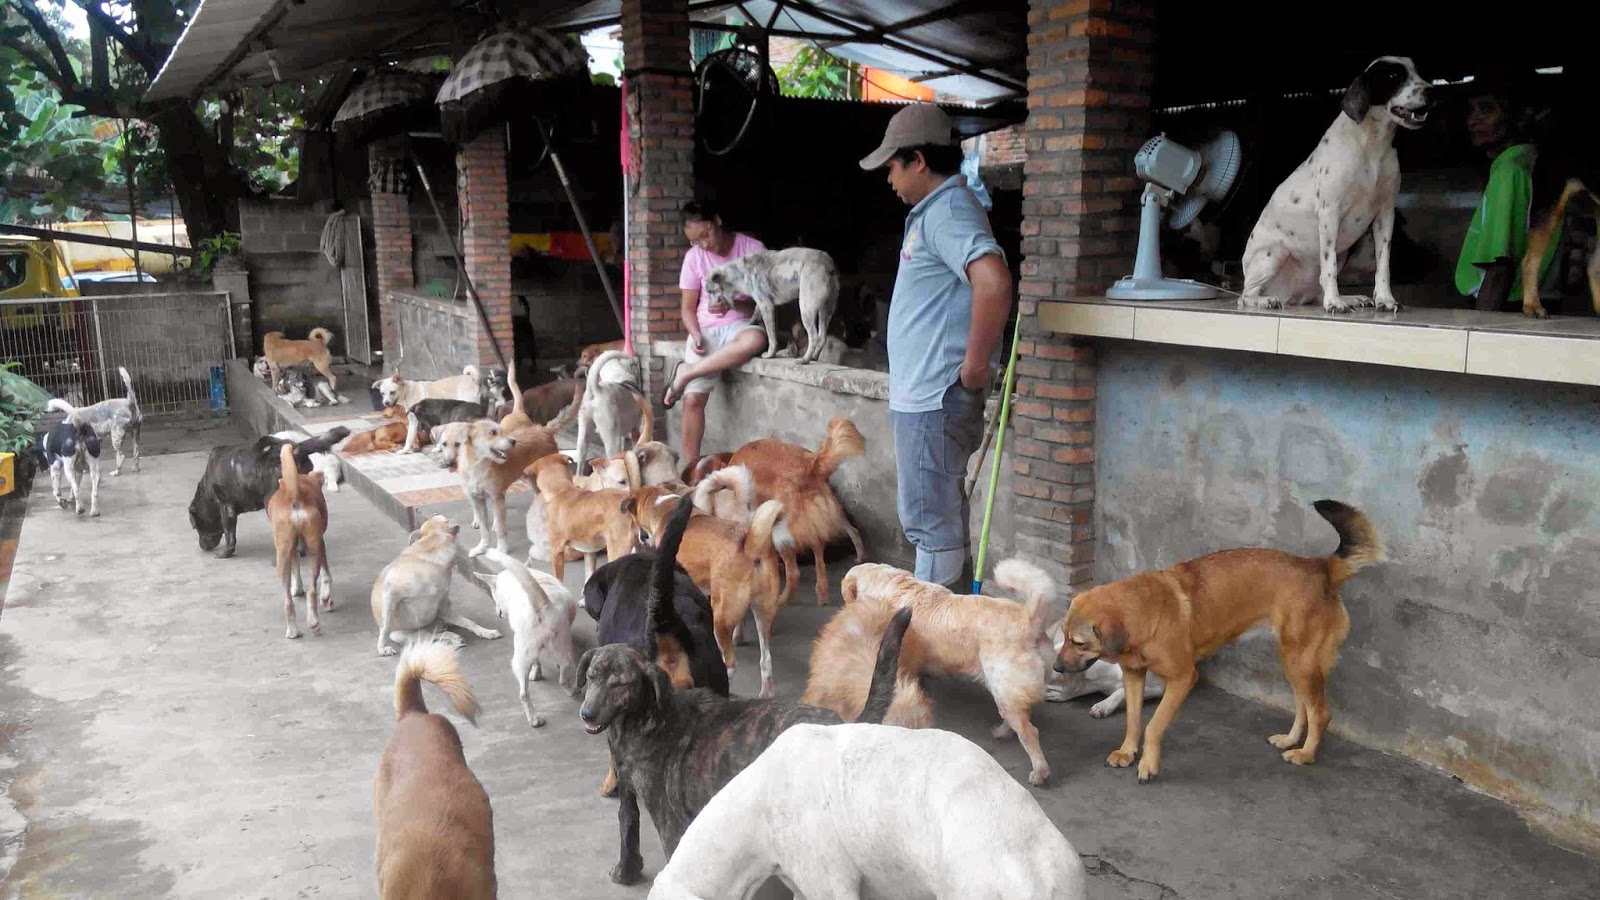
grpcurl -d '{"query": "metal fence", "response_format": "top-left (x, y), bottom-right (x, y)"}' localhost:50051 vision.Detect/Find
top-left (0, 291), bottom-right (237, 415)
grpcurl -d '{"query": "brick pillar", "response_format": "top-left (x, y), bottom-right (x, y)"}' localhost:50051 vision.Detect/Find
top-left (1013, 0), bottom-right (1155, 587)
top-left (367, 143), bottom-right (414, 365)
top-left (457, 129), bottom-right (513, 369)
top-left (621, 0), bottom-right (694, 407)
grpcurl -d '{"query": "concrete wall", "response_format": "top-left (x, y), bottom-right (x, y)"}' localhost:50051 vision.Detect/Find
top-left (1093, 340), bottom-right (1600, 848)
top-left (239, 199), bottom-right (346, 355)
top-left (658, 349), bottom-right (1017, 575)
top-left (389, 292), bottom-right (472, 382)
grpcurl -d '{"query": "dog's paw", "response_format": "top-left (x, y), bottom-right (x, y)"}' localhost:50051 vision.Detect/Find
top-left (286, 625), bottom-right (302, 640)
top-left (74, 506), bottom-right (85, 516)
top-left (609, 863), bottom-right (643, 886)
top-left (437, 631), bottom-right (466, 647)
top-left (1028, 766), bottom-right (1051, 787)
top-left (1136, 759), bottom-right (1160, 784)
top-left (214, 547), bottom-right (236, 560)
top-left (1268, 732), bottom-right (1300, 750)
top-left (1524, 304), bottom-right (1550, 319)
top-left (478, 629), bottom-right (502, 640)
top-left (1090, 698), bottom-right (1120, 718)
top-left (1238, 295), bottom-right (1283, 310)
top-left (308, 620), bottom-right (322, 635)
top-left (991, 722), bottom-right (1015, 740)
top-left (1282, 748), bottom-right (1317, 766)
top-left (1323, 296), bottom-right (1355, 314)
top-left (378, 645), bottom-right (399, 657)
top-left (89, 508), bottom-right (100, 518)
top-left (1346, 294), bottom-right (1375, 308)
top-left (467, 545), bottom-right (489, 558)
top-left (1044, 685), bottom-right (1068, 703)
top-left (528, 714), bottom-right (546, 728)
top-left (1374, 293), bottom-right (1400, 312)
top-left (1107, 747), bottom-right (1137, 768)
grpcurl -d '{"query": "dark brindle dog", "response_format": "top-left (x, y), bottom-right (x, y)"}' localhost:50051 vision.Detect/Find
top-left (188, 428), bottom-right (350, 559)
top-left (576, 589), bottom-right (911, 885)
top-left (582, 492), bottom-right (728, 799)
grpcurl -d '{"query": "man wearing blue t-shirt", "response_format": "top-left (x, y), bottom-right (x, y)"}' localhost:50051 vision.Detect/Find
top-left (860, 104), bottom-right (1013, 589)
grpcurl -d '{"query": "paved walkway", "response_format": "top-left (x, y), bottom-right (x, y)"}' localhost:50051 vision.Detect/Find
top-left (1, 424), bottom-right (1597, 898)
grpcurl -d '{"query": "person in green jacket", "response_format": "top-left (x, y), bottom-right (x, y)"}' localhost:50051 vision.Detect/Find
top-left (1454, 70), bottom-right (1560, 307)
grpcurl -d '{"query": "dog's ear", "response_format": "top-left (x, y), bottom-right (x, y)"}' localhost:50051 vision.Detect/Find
top-left (1341, 70), bottom-right (1371, 122)
top-left (406, 528), bottom-right (425, 545)
top-left (620, 497), bottom-right (636, 516)
top-left (1094, 619), bottom-right (1127, 659)
top-left (645, 660), bottom-right (673, 710)
top-left (449, 523), bottom-right (461, 537)
top-left (573, 647), bottom-right (598, 695)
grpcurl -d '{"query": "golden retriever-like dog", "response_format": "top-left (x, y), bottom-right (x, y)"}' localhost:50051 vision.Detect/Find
top-left (263, 328), bottom-right (337, 392)
top-left (801, 596), bottom-right (932, 728)
top-left (526, 453), bottom-right (637, 581)
top-left (1055, 499), bottom-right (1384, 783)
top-left (728, 416), bottom-right (866, 606)
top-left (833, 558), bottom-right (1059, 785)
top-left (372, 638), bottom-right (495, 899)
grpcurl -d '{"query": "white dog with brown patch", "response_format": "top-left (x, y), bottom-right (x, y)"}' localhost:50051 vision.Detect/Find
top-left (649, 723), bottom-right (1086, 900)
top-left (369, 515), bottom-right (501, 656)
top-left (470, 549), bottom-right (579, 728)
top-left (1238, 56), bottom-right (1433, 314)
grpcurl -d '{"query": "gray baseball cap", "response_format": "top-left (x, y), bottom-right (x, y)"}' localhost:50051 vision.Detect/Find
top-left (859, 103), bottom-right (957, 170)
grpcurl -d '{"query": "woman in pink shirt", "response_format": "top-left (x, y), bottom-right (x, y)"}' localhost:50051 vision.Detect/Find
top-left (665, 202), bottom-right (768, 463)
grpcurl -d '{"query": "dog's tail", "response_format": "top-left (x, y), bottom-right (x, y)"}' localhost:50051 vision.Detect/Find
top-left (646, 492), bottom-right (696, 648)
top-left (46, 397), bottom-right (76, 417)
top-left (544, 381), bottom-right (582, 432)
top-left (631, 389), bottom-right (654, 444)
top-left (1314, 500), bottom-right (1386, 585)
top-left (692, 464), bottom-right (754, 524)
top-left (622, 450), bottom-right (643, 492)
top-left (477, 547), bottom-right (554, 613)
top-left (741, 499), bottom-right (785, 561)
top-left (293, 426), bottom-right (352, 459)
top-left (811, 416), bottom-right (865, 481)
top-left (507, 357), bottom-right (527, 420)
top-left (393, 637), bottom-right (479, 724)
top-left (308, 327), bottom-right (334, 346)
top-left (857, 607), bottom-right (913, 725)
top-left (278, 443), bottom-right (302, 506)
top-left (117, 366), bottom-right (141, 423)
top-left (586, 349), bottom-right (633, 394)
top-left (992, 558), bottom-right (1057, 634)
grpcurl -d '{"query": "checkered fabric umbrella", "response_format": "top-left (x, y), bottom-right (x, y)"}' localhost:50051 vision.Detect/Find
top-left (436, 24), bottom-right (591, 143)
top-left (333, 69), bottom-right (439, 145)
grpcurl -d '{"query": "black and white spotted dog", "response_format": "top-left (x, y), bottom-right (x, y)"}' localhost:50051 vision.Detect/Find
top-left (36, 399), bottom-right (102, 517)
top-left (1238, 56), bottom-right (1434, 314)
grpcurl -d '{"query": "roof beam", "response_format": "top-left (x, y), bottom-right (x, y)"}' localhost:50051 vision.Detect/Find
top-left (774, 0), bottom-right (1023, 95)
top-left (816, 0), bottom-right (984, 50)
top-left (555, 0), bottom-right (742, 31)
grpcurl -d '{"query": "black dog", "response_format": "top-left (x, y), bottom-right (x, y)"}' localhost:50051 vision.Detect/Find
top-left (583, 492), bottom-right (729, 697)
top-left (576, 585), bottom-right (910, 885)
top-left (35, 407), bottom-right (101, 516)
top-left (188, 428), bottom-right (349, 558)
top-left (400, 398), bottom-right (486, 454)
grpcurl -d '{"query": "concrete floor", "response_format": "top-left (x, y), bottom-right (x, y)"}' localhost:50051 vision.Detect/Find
top-left (2, 422), bottom-right (1599, 899)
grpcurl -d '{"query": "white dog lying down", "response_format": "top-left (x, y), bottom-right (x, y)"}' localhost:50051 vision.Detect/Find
top-left (272, 429), bottom-right (344, 493)
top-left (469, 549), bottom-right (578, 728)
top-left (1043, 622), bottom-right (1165, 717)
top-left (649, 723), bottom-right (1086, 900)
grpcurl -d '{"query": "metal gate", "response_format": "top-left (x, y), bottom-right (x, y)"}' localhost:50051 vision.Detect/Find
top-left (0, 291), bottom-right (236, 415)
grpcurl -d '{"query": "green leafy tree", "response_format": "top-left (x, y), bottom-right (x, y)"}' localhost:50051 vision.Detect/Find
top-left (0, 1), bottom-right (310, 239)
top-left (776, 45), bottom-right (859, 101)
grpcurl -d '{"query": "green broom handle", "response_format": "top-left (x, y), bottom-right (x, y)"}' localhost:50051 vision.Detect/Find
top-left (972, 320), bottom-right (1024, 594)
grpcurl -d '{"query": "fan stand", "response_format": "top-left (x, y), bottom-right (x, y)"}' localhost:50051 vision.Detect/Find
top-left (1105, 184), bottom-right (1223, 301)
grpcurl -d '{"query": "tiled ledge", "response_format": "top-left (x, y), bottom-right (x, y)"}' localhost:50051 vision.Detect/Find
top-left (651, 340), bottom-right (890, 401)
top-left (1039, 298), bottom-right (1600, 388)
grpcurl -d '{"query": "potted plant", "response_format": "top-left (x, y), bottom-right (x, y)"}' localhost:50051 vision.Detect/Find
top-left (0, 360), bottom-right (49, 497)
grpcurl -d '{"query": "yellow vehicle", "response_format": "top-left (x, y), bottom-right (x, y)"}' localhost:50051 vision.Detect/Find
top-left (0, 452), bottom-right (14, 497)
top-left (0, 236), bottom-right (79, 329)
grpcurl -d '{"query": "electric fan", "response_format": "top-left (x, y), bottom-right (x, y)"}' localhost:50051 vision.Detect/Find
top-left (1105, 131), bottom-right (1241, 300)
top-left (694, 26), bottom-right (780, 157)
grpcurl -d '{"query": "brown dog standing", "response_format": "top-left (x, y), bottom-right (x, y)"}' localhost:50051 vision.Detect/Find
top-left (1055, 499), bottom-right (1384, 783)
top-left (263, 328), bottom-right (337, 392)
top-left (267, 443), bottom-right (331, 639)
top-left (373, 638), bottom-right (494, 899)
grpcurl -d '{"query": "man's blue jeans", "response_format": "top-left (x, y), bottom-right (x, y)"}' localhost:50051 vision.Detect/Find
top-left (891, 381), bottom-right (987, 589)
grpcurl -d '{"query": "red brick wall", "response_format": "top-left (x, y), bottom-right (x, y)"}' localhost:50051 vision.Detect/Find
top-left (457, 129), bottom-right (513, 369)
top-left (622, 0), bottom-right (695, 404)
top-left (368, 145), bottom-right (414, 364)
top-left (983, 125), bottom-right (1029, 167)
top-left (1014, 0), bottom-right (1155, 586)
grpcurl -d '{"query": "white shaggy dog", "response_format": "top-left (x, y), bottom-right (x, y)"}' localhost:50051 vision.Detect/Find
top-left (1043, 622), bottom-right (1165, 717)
top-left (1238, 56), bottom-right (1433, 313)
top-left (649, 723), bottom-right (1086, 900)
top-left (470, 549), bottom-right (579, 728)
top-left (701, 248), bottom-right (840, 363)
top-left (272, 429), bottom-right (345, 493)
top-left (574, 350), bottom-right (650, 475)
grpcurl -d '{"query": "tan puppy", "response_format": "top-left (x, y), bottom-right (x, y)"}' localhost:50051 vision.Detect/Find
top-left (433, 396), bottom-right (576, 558)
top-left (1055, 500), bottom-right (1384, 783)
top-left (369, 515), bottom-right (501, 656)
top-left (373, 365), bottom-right (482, 410)
top-left (267, 443), bottom-right (332, 639)
top-left (730, 416), bottom-right (867, 605)
top-left (263, 328), bottom-right (337, 392)
top-left (338, 407), bottom-right (417, 455)
top-left (373, 638), bottom-right (494, 899)
top-left (528, 453), bottom-right (637, 581)
top-left (802, 595), bottom-right (932, 728)
top-left (626, 484), bottom-right (788, 698)
top-left (840, 559), bottom-right (1058, 785)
